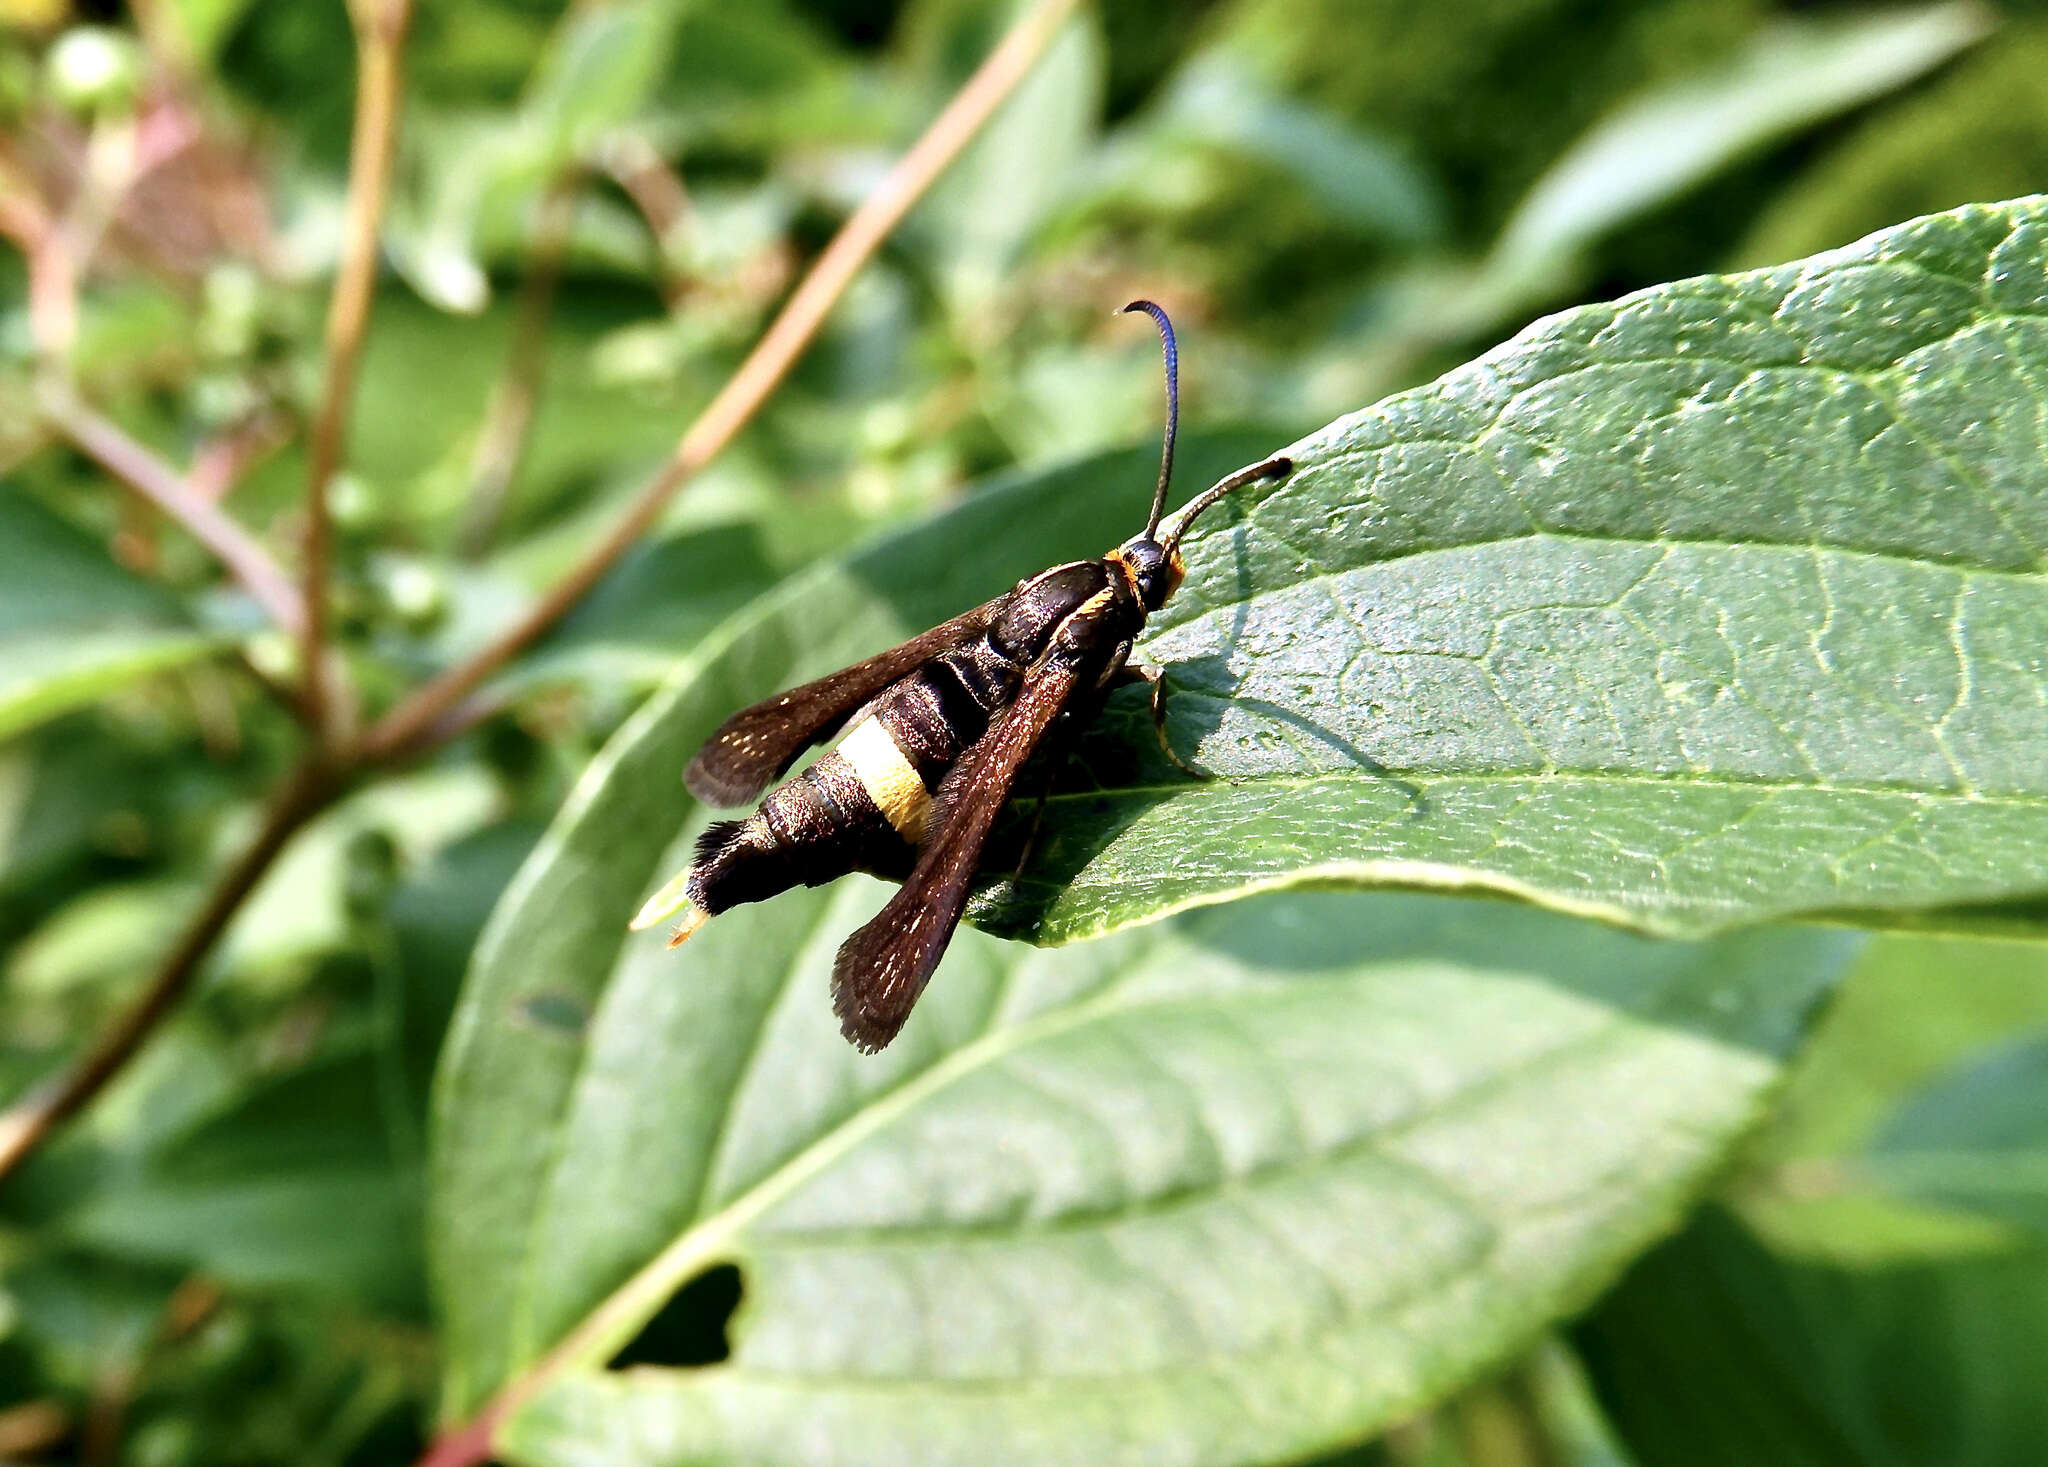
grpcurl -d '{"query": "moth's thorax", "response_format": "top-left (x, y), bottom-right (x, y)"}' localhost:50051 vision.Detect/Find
top-left (1107, 536), bottom-right (1184, 611)
top-left (989, 561), bottom-right (1114, 660)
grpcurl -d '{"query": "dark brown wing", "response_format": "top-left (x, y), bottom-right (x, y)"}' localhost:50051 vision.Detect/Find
top-left (831, 652), bottom-right (1085, 1053)
top-left (683, 598), bottom-right (1002, 807)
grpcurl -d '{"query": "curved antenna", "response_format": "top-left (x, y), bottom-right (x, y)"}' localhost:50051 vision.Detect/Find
top-left (1120, 300), bottom-right (1178, 539)
top-left (1160, 455), bottom-right (1294, 561)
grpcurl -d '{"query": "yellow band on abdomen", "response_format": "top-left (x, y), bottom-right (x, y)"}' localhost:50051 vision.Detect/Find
top-left (837, 716), bottom-right (931, 842)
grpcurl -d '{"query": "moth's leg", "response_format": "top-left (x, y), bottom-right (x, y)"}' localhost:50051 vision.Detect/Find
top-left (1119, 664), bottom-right (1214, 780)
top-left (1009, 765), bottom-right (1055, 882)
top-left (998, 695), bottom-right (1110, 882)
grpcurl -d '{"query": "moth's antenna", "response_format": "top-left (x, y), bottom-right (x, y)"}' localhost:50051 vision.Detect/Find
top-left (1160, 455), bottom-right (1294, 561)
top-left (1120, 300), bottom-right (1178, 539)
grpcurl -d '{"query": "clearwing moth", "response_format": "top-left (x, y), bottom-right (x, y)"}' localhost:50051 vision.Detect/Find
top-left (631, 301), bottom-right (1293, 1052)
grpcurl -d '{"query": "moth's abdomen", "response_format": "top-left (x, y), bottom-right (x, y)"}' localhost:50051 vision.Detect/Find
top-left (874, 656), bottom-right (998, 780)
top-left (665, 647), bottom-right (1020, 932)
top-left (684, 747), bottom-right (897, 915)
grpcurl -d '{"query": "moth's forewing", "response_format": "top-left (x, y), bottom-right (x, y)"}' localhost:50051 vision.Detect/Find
top-left (831, 653), bottom-right (1085, 1052)
top-left (684, 598), bottom-right (1004, 807)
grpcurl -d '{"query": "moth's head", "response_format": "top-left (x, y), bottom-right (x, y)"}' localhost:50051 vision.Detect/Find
top-left (1115, 534), bottom-right (1184, 611)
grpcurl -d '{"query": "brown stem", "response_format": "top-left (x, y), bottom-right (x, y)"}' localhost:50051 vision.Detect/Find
top-left (0, 0), bottom-right (414, 1192)
top-left (598, 133), bottom-right (691, 305)
top-left (303, 0), bottom-right (415, 740)
top-left (190, 410), bottom-right (291, 504)
top-left (456, 174), bottom-right (579, 559)
top-left (37, 380), bottom-right (308, 637)
top-left (0, 174), bottom-right (77, 361)
top-left (27, 243), bottom-right (77, 362)
top-left (0, 759), bottom-right (342, 1184)
top-left (370, 0), bottom-right (1081, 770)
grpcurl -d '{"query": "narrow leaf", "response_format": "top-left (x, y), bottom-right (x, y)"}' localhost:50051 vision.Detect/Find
top-left (0, 494), bottom-right (227, 741)
top-left (1494, 3), bottom-right (1990, 272)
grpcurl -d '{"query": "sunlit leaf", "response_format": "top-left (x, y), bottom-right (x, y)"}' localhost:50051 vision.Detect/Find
top-left (914, 7), bottom-right (1102, 308)
top-left (997, 197), bottom-right (2048, 941)
top-left (1363, 2), bottom-right (1996, 366)
top-left (1135, 53), bottom-right (1443, 245)
top-left (555, 201), bottom-right (2048, 947)
top-left (438, 856), bottom-right (1847, 1463)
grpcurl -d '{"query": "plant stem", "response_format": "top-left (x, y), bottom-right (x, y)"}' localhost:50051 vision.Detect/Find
top-left (37, 380), bottom-right (308, 638)
top-left (366, 0), bottom-right (1082, 767)
top-left (455, 174), bottom-right (580, 559)
top-left (598, 133), bottom-right (691, 305)
top-left (302, 0), bottom-right (415, 741)
top-left (0, 758), bottom-right (342, 1184)
top-left (0, 183), bottom-right (77, 360)
top-left (0, 0), bottom-right (1078, 1227)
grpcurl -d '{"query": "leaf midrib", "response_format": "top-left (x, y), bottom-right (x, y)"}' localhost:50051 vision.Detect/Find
top-left (495, 965), bottom-right (1237, 1395)
top-left (1035, 769), bottom-right (2048, 809)
top-left (733, 1017), bottom-right (1632, 1253)
top-left (539, 1004), bottom-right (1742, 1417)
top-left (494, 961), bottom-right (1641, 1397)
top-left (1163, 533), bottom-right (2048, 645)
top-left (504, 916), bottom-right (1775, 1412)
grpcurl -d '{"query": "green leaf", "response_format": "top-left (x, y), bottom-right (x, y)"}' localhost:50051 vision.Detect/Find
top-left (1160, 57), bottom-right (1444, 245)
top-left (0, 495), bottom-right (227, 742)
top-left (1073, 50), bottom-right (1446, 249)
top-left (42, 817), bottom-right (543, 1319)
top-left (514, 199), bottom-right (2048, 950)
top-left (1365, 3), bottom-right (1995, 368)
top-left (497, 522), bottom-right (781, 692)
top-left (914, 6), bottom-right (1103, 309)
top-left (61, 1053), bottom-right (425, 1313)
top-left (999, 196), bottom-right (2048, 942)
top-left (161, 0), bottom-right (260, 63)
top-left (427, 431), bottom-right (1274, 1403)
top-left (437, 855), bottom-right (1846, 1464)
top-left (1730, 930), bottom-right (2048, 1266)
top-left (1493, 2), bottom-right (1990, 273)
top-left (1734, 24), bottom-right (2048, 273)
top-left (219, 766), bottom-right (503, 980)
top-left (523, 0), bottom-right (691, 170)
top-left (6, 877), bottom-right (201, 999)
top-left (1577, 1206), bottom-right (2048, 1467)
top-left (387, 1), bottom-right (695, 312)
top-left (1863, 1029), bottom-right (2048, 1238)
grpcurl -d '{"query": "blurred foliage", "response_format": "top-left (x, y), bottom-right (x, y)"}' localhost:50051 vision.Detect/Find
top-left (1736, 18), bottom-right (2048, 265)
top-left (1573, 931), bottom-right (2048, 1464)
top-left (1, 0), bottom-right (2045, 1461)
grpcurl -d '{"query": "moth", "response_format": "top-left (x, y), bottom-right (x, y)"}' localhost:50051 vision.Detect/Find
top-left (631, 301), bottom-right (1293, 1052)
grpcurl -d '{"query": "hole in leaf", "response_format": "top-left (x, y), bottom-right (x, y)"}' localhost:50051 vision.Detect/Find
top-left (608, 1262), bottom-right (742, 1369)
